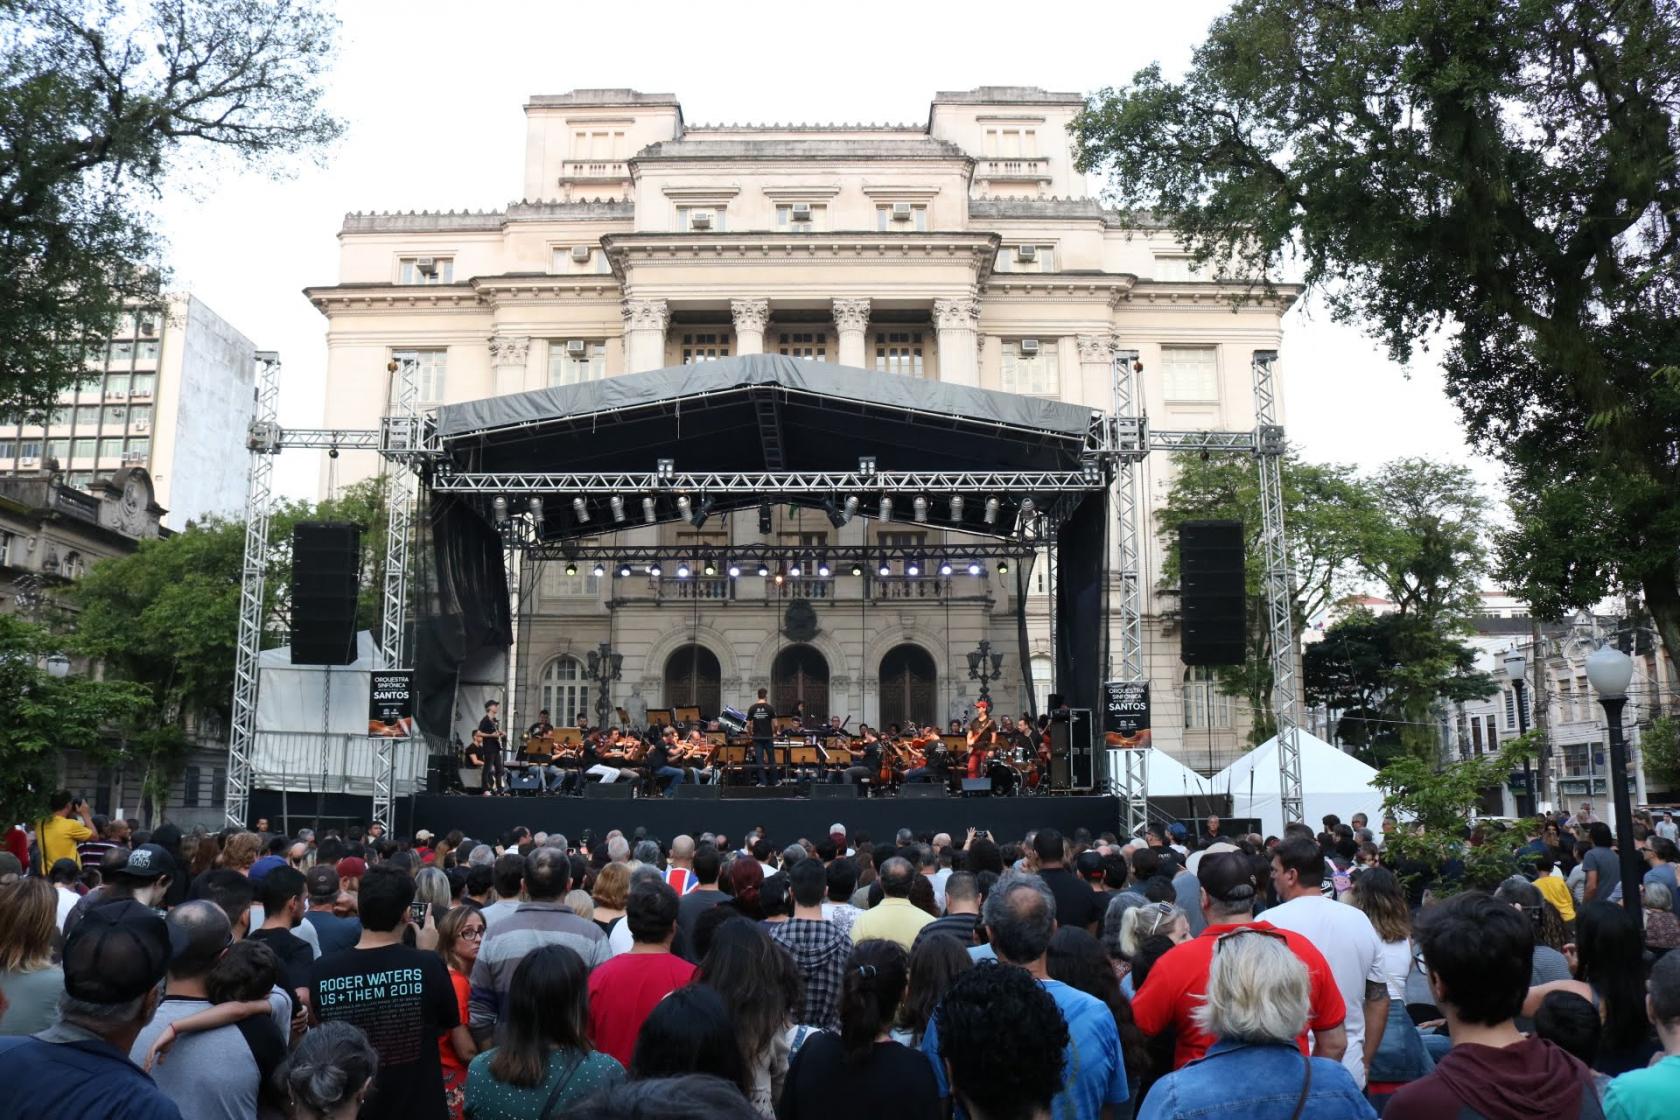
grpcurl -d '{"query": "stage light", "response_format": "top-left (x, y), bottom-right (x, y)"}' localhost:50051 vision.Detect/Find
top-left (817, 555), bottom-right (831, 578)
top-left (656, 458), bottom-right (675, 483)
top-left (984, 497), bottom-right (1000, 525)
top-left (492, 496), bottom-right (509, 523)
top-left (617, 559), bottom-right (632, 578)
top-left (997, 558), bottom-right (1010, 574)
top-left (528, 497), bottom-right (544, 525)
top-left (592, 561), bottom-right (606, 578)
top-left (907, 556), bottom-right (921, 577)
top-left (878, 495), bottom-right (893, 522)
top-left (727, 559), bottom-right (741, 578)
top-left (950, 495), bottom-right (964, 522)
top-left (939, 559), bottom-right (953, 576)
top-left (676, 559), bottom-right (691, 578)
top-left (604, 496), bottom-right (620, 524)
top-left (850, 560), bottom-right (864, 577)
top-left (967, 560), bottom-right (983, 576)
top-left (1019, 497), bottom-right (1036, 521)
top-left (565, 561), bottom-right (578, 576)
top-left (691, 495), bottom-right (714, 529)
top-left (676, 496), bottom-right (692, 521)
top-left (859, 455), bottom-right (877, 477)
top-left (789, 556), bottom-right (802, 577)
top-left (757, 560), bottom-right (771, 577)
top-left (1080, 457), bottom-right (1103, 485)
top-left (773, 564), bottom-right (785, 586)
top-left (823, 496), bottom-right (846, 528)
top-left (648, 560), bottom-right (663, 577)
top-left (758, 500), bottom-right (773, 534)
top-left (878, 557), bottom-right (892, 577)
top-left (572, 497), bottom-right (591, 524)
top-left (913, 496), bottom-right (928, 523)
top-left (642, 497), bottom-right (657, 525)
top-left (843, 495), bottom-right (859, 522)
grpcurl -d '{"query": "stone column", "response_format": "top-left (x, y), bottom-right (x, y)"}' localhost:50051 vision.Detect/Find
top-left (832, 298), bottom-right (871, 369)
top-left (487, 333), bottom-right (530, 397)
top-left (731, 297), bottom-right (770, 356)
top-left (621, 298), bottom-right (669, 372)
top-left (932, 297), bottom-right (981, 386)
top-left (1076, 332), bottom-right (1120, 409)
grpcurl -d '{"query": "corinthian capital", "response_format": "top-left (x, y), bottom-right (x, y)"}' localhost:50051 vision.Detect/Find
top-left (487, 333), bottom-right (530, 366)
top-left (621, 298), bottom-right (669, 332)
top-left (730, 297), bottom-right (770, 333)
top-left (831, 298), bottom-right (872, 333)
top-left (932, 297), bottom-right (981, 330)
top-left (1076, 333), bottom-right (1120, 363)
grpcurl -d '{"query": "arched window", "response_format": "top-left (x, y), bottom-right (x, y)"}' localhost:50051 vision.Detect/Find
top-left (540, 656), bottom-right (589, 727)
top-left (1184, 666), bottom-right (1232, 729)
top-left (879, 644), bottom-right (936, 730)
top-left (773, 645), bottom-right (829, 720)
top-left (664, 644), bottom-right (722, 718)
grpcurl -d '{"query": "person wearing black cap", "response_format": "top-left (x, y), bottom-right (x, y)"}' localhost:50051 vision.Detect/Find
top-left (1130, 849), bottom-right (1349, 1072)
top-left (62, 843), bottom-right (176, 940)
top-left (0, 898), bottom-right (180, 1120)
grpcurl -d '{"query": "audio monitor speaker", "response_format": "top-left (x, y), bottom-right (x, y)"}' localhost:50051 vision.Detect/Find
top-left (673, 783), bottom-right (723, 800)
top-left (289, 522), bottom-right (361, 665)
top-left (810, 783), bottom-right (859, 800)
top-left (583, 781), bottom-right (634, 799)
top-left (1069, 708), bottom-right (1095, 789)
top-left (900, 784), bottom-right (947, 799)
top-left (1179, 520), bottom-right (1246, 666)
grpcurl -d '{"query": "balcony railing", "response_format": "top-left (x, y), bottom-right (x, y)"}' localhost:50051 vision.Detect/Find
top-left (664, 578), bottom-right (735, 601)
top-left (874, 577), bottom-right (951, 601)
top-left (561, 160), bottom-right (628, 181)
top-left (979, 158), bottom-right (1052, 181)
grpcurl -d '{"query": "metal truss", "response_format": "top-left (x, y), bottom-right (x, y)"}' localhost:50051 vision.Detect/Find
top-left (372, 358), bottom-right (420, 832)
top-left (271, 428), bottom-right (382, 451)
top-left (519, 542), bottom-right (1035, 564)
top-left (432, 470), bottom-right (1102, 495)
top-left (1251, 350), bottom-right (1304, 824)
top-left (225, 352), bottom-right (282, 830)
top-left (1109, 351), bottom-right (1150, 834)
top-left (1148, 430), bottom-right (1260, 454)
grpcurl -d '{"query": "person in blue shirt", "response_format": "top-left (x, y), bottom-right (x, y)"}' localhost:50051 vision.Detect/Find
top-left (921, 873), bottom-right (1129, 1120)
top-left (0, 899), bottom-right (182, 1120)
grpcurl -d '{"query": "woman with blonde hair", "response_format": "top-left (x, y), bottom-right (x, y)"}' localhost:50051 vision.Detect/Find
top-left (590, 861), bottom-right (630, 936)
top-left (0, 878), bottom-right (65, 1035)
top-left (1116, 901), bottom-right (1190, 995)
top-left (218, 830), bottom-right (264, 873)
top-left (1137, 929), bottom-right (1377, 1119)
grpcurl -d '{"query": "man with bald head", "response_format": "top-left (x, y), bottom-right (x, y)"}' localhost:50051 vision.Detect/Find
top-left (132, 901), bottom-right (283, 1120)
top-left (662, 835), bottom-right (698, 896)
top-left (469, 846), bottom-right (610, 1045)
top-left (848, 856), bottom-right (933, 949)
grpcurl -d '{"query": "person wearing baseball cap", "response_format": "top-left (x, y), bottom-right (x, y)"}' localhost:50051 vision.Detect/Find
top-left (302, 865), bottom-right (361, 956)
top-left (0, 899), bottom-right (180, 1120)
top-left (61, 843), bottom-right (177, 940)
top-left (1130, 850), bottom-right (1348, 1072)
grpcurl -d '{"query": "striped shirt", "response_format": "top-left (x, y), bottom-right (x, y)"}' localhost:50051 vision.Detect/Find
top-left (468, 902), bottom-right (611, 1042)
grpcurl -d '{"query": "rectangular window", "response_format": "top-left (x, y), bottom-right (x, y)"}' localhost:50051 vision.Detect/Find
top-left (75, 405), bottom-right (98, 427)
top-left (104, 405), bottom-right (127, 426)
top-left (982, 128), bottom-right (1038, 157)
top-left (879, 531), bottom-right (927, 550)
top-left (210, 768), bottom-right (225, 808)
top-left (876, 205), bottom-right (928, 232)
top-left (136, 340), bottom-right (160, 362)
top-left (129, 406), bottom-right (152, 432)
top-left (106, 373), bottom-right (130, 398)
top-left (547, 341), bottom-right (606, 387)
top-left (995, 245), bottom-right (1055, 273)
top-left (1184, 666), bottom-right (1233, 729)
top-left (0, 439), bottom-right (13, 459)
top-left (681, 333), bottom-right (731, 364)
top-left (676, 206), bottom-right (726, 232)
top-left (73, 438), bottom-right (96, 460)
top-left (774, 204), bottom-right (826, 232)
top-left (775, 333), bottom-right (829, 361)
top-left (110, 341), bottom-right (133, 363)
top-left (181, 766), bottom-right (200, 808)
top-left (130, 374), bottom-right (155, 399)
top-left (874, 332), bottom-right (924, 377)
top-left (126, 438), bottom-right (149, 457)
top-left (539, 566), bottom-right (601, 599)
top-left (397, 256), bottom-right (454, 284)
top-left (1001, 340), bottom-right (1059, 396)
top-left (390, 348), bottom-right (447, 405)
top-left (68, 472), bottom-right (93, 490)
top-left (19, 440), bottom-right (41, 460)
top-left (46, 439), bottom-right (69, 462)
top-left (1160, 346), bottom-right (1219, 403)
top-left (85, 344), bottom-right (107, 365)
top-left (99, 438), bottom-right (122, 459)
top-left (1154, 256), bottom-right (1204, 282)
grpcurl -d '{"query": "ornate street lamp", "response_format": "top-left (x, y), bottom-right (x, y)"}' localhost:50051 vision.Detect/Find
top-left (1585, 643), bottom-right (1643, 935)
top-left (966, 640), bottom-right (1005, 707)
top-left (1503, 649), bottom-right (1535, 815)
top-left (586, 642), bottom-right (624, 730)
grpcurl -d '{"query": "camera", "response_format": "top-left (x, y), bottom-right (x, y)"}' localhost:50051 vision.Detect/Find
top-left (973, 829), bottom-right (989, 840)
top-left (408, 899), bottom-right (429, 925)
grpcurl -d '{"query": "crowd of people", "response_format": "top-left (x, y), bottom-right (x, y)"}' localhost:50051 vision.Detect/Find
top-left (1, 796), bottom-right (1678, 1120)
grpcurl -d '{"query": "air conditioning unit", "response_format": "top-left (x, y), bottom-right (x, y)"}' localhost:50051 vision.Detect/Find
top-left (891, 202), bottom-right (913, 221)
top-left (689, 209), bottom-right (714, 230)
top-left (790, 202), bottom-right (813, 222)
top-left (1019, 338), bottom-right (1041, 356)
top-left (1015, 244), bottom-right (1038, 262)
top-left (566, 339), bottom-right (588, 357)
top-left (19, 457), bottom-right (36, 467)
top-left (139, 318), bottom-right (157, 336)
top-left (108, 390), bottom-right (127, 400)
top-left (131, 387), bottom-right (152, 399)
top-left (415, 256), bottom-right (438, 276)
top-left (570, 245), bottom-right (591, 263)
top-left (122, 451), bottom-right (147, 464)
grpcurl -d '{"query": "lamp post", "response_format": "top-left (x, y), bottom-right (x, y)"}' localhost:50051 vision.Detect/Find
top-left (585, 642), bottom-right (623, 730)
top-left (1585, 643), bottom-right (1643, 935)
top-left (1503, 649), bottom-right (1535, 816)
top-left (966, 640), bottom-right (1005, 707)
top-left (44, 653), bottom-right (70, 679)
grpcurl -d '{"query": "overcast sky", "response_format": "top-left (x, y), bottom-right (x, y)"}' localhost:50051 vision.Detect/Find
top-left (149, 0), bottom-right (1501, 502)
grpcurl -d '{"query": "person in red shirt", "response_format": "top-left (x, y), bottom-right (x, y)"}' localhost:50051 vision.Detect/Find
top-left (586, 876), bottom-right (695, 1066)
top-left (1131, 849), bottom-right (1347, 1070)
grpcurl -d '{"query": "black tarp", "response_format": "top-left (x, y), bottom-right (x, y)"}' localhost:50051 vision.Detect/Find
top-left (413, 489), bottom-right (512, 742)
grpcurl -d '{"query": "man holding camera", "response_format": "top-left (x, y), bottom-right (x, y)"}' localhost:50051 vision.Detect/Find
top-left (36, 790), bottom-right (96, 872)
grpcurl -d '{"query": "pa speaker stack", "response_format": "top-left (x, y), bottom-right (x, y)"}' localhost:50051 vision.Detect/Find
top-left (290, 522), bottom-right (361, 665)
top-left (1179, 520), bottom-right (1246, 666)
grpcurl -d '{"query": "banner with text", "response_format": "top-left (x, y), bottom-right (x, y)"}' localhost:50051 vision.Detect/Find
top-left (368, 670), bottom-right (414, 739)
top-left (1102, 681), bottom-right (1151, 748)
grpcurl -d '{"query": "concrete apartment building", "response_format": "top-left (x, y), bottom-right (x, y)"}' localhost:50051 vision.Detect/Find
top-left (0, 294), bottom-right (258, 529)
top-left (306, 87), bottom-right (1299, 773)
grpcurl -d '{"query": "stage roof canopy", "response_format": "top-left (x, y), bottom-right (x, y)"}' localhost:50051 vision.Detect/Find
top-left (437, 354), bottom-right (1100, 472)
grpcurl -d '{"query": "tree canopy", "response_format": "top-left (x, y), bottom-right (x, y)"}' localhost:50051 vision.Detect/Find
top-left (1074, 0), bottom-right (1680, 669)
top-left (0, 0), bottom-right (341, 416)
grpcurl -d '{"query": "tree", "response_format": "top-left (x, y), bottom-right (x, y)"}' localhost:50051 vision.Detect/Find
top-left (1362, 459), bottom-right (1489, 626)
top-left (1643, 715), bottom-right (1680, 795)
top-left (0, 614), bottom-right (150, 826)
top-left (1376, 735), bottom-right (1539, 893)
top-left (1072, 0), bottom-right (1680, 670)
top-left (0, 0), bottom-right (342, 416)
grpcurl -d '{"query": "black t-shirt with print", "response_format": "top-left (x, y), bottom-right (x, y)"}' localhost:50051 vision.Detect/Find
top-left (310, 943), bottom-right (457, 1120)
top-left (748, 701), bottom-right (776, 739)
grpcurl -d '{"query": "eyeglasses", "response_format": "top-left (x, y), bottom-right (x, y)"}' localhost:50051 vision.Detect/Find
top-left (1412, 947), bottom-right (1429, 974)
top-left (459, 927), bottom-right (485, 941)
top-left (1213, 926), bottom-right (1288, 953)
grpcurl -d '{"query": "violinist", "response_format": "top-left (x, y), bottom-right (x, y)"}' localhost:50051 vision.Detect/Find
top-left (903, 726), bottom-right (945, 785)
top-left (527, 708), bottom-right (555, 739)
top-left (647, 726), bottom-right (686, 794)
top-left (679, 729), bottom-right (717, 784)
top-left (837, 725), bottom-right (881, 786)
top-left (584, 731), bottom-right (636, 784)
top-left (965, 699), bottom-right (998, 779)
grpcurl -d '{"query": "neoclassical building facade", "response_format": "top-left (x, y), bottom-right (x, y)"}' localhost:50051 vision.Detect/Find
top-left (306, 87), bottom-right (1298, 773)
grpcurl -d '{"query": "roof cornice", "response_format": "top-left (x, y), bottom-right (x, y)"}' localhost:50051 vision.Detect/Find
top-left (601, 230), bottom-right (1002, 286)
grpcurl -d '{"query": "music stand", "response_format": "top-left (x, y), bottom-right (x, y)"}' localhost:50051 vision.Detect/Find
top-left (673, 706), bottom-right (701, 726)
top-left (646, 708), bottom-right (674, 729)
top-left (555, 727), bottom-right (583, 746)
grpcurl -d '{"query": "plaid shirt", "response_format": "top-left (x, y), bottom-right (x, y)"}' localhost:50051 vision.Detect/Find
top-left (769, 917), bottom-right (850, 1031)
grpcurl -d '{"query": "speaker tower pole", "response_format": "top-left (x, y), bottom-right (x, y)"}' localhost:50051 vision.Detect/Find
top-left (1110, 348), bottom-right (1150, 836)
top-left (373, 356), bottom-right (420, 832)
top-left (1251, 350), bottom-right (1305, 826)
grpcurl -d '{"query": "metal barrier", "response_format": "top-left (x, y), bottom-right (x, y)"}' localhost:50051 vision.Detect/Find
top-left (251, 732), bottom-right (425, 796)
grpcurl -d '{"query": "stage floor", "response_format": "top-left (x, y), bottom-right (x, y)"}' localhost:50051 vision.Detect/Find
top-left (404, 791), bottom-right (1124, 847)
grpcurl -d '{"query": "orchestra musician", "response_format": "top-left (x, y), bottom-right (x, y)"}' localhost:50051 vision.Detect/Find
top-left (677, 729), bottom-right (718, 784)
top-left (746, 688), bottom-right (780, 787)
top-left (476, 700), bottom-right (507, 794)
top-left (835, 725), bottom-right (882, 786)
top-left (647, 726), bottom-right (686, 794)
top-left (965, 699), bottom-right (998, 779)
top-left (583, 731), bottom-right (637, 784)
top-left (902, 725), bottom-right (947, 785)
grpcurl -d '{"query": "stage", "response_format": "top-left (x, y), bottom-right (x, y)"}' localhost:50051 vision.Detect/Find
top-left (404, 791), bottom-right (1126, 847)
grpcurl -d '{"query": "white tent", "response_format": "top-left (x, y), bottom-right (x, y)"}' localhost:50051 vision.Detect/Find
top-left (1211, 731), bottom-right (1385, 839)
top-left (1134, 749), bottom-right (1222, 804)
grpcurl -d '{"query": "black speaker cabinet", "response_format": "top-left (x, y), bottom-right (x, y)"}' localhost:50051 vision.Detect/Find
top-left (507, 770), bottom-right (543, 793)
top-left (290, 522), bottom-right (361, 665)
top-left (1179, 520), bottom-right (1246, 666)
top-left (583, 781), bottom-right (634, 799)
top-left (673, 783), bottom-right (723, 800)
top-left (1048, 721), bottom-right (1072, 788)
top-left (900, 784), bottom-right (947, 799)
top-left (959, 778), bottom-right (992, 796)
top-left (810, 783), bottom-right (859, 800)
top-left (1069, 708), bottom-right (1095, 789)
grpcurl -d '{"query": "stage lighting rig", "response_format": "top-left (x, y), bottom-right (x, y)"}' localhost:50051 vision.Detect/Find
top-left (691, 496), bottom-right (715, 529)
top-left (642, 497), bottom-right (657, 525)
top-left (949, 495), bottom-right (964, 523)
top-left (823, 496), bottom-right (846, 528)
top-left (648, 560), bottom-right (663, 577)
top-left (575, 497), bottom-right (594, 525)
top-left (493, 496), bottom-right (509, 523)
top-left (878, 495), bottom-right (893, 522)
top-left (528, 497), bottom-right (544, 526)
top-left (984, 497), bottom-right (1000, 525)
top-left (656, 458), bottom-right (676, 484)
top-left (938, 559), bottom-right (953, 576)
top-left (913, 496), bottom-right (928, 523)
top-left (859, 455), bottom-right (877, 477)
top-left (617, 559), bottom-right (632, 578)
